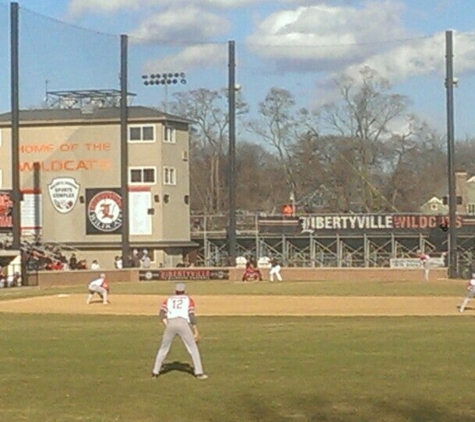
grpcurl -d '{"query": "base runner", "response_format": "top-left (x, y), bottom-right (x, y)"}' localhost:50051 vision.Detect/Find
top-left (152, 283), bottom-right (208, 380)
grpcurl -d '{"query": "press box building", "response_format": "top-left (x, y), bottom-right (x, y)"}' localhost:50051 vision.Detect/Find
top-left (0, 102), bottom-right (195, 268)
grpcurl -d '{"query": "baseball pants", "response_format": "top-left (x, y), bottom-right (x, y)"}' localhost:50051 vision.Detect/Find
top-left (152, 317), bottom-right (204, 375)
top-left (460, 288), bottom-right (475, 312)
top-left (269, 265), bottom-right (282, 281)
top-left (86, 286), bottom-right (108, 304)
top-left (422, 263), bottom-right (430, 281)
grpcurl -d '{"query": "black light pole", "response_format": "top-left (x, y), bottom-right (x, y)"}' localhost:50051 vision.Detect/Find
top-left (445, 30), bottom-right (458, 278)
top-left (120, 34), bottom-right (130, 267)
top-left (10, 2), bottom-right (20, 250)
top-left (228, 40), bottom-right (237, 265)
top-left (142, 72), bottom-right (186, 112)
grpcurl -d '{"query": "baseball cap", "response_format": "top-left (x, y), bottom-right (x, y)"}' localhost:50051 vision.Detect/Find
top-left (175, 283), bottom-right (186, 292)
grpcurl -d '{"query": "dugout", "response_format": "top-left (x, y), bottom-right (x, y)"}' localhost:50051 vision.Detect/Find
top-left (0, 249), bottom-right (22, 287)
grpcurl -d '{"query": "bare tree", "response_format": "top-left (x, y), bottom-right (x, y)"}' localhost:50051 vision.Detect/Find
top-left (292, 134), bottom-right (368, 212)
top-left (171, 88), bottom-right (248, 213)
top-left (455, 137), bottom-right (475, 175)
top-left (247, 87), bottom-right (302, 201)
top-left (235, 141), bottom-right (284, 212)
top-left (321, 66), bottom-right (410, 212)
top-left (379, 117), bottom-right (446, 211)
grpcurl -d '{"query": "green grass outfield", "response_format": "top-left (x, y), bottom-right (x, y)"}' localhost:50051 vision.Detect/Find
top-left (0, 279), bottom-right (474, 422)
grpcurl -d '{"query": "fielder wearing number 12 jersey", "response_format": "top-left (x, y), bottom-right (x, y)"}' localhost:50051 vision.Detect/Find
top-left (152, 283), bottom-right (208, 380)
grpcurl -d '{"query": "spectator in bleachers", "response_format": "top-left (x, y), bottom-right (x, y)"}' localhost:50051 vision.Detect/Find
top-left (127, 249), bottom-right (141, 268)
top-left (91, 260), bottom-right (101, 270)
top-left (192, 219), bottom-right (203, 232)
top-left (56, 251), bottom-right (68, 265)
top-left (114, 256), bottom-right (123, 269)
top-left (77, 259), bottom-right (87, 270)
top-left (69, 253), bottom-right (78, 270)
top-left (51, 260), bottom-right (64, 271)
top-left (4, 272), bottom-right (20, 288)
top-left (0, 266), bottom-right (5, 285)
top-left (131, 249), bottom-right (141, 268)
top-left (141, 250), bottom-right (151, 269)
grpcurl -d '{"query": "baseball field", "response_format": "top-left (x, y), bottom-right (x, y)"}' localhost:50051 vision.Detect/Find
top-left (0, 278), bottom-right (474, 422)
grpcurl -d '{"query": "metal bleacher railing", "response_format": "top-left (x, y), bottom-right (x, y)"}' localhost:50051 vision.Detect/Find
top-left (189, 213), bottom-right (469, 270)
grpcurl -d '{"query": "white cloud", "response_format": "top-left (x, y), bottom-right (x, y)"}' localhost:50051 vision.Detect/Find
top-left (191, 0), bottom-right (271, 7)
top-left (68, 0), bottom-right (272, 16)
top-left (314, 30), bottom-right (475, 106)
top-left (342, 33), bottom-right (447, 83)
top-left (68, 0), bottom-right (158, 16)
top-left (142, 43), bottom-right (228, 73)
top-left (246, 1), bottom-right (408, 71)
top-left (131, 6), bottom-right (230, 43)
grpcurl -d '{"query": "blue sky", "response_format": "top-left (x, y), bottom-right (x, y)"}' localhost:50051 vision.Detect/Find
top-left (2, 0), bottom-right (475, 139)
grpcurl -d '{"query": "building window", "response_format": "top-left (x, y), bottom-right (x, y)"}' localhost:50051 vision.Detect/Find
top-left (163, 167), bottom-right (176, 185)
top-left (163, 126), bottom-right (176, 143)
top-left (467, 203), bottom-right (475, 215)
top-left (129, 167), bottom-right (156, 185)
top-left (128, 125), bottom-right (155, 143)
top-left (443, 195), bottom-right (464, 205)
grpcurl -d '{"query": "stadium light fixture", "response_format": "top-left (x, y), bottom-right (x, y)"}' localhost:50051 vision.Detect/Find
top-left (142, 72), bottom-right (187, 113)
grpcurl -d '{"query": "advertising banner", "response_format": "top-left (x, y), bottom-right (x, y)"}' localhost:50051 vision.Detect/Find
top-left (139, 269), bottom-right (230, 281)
top-left (0, 191), bottom-right (13, 231)
top-left (258, 214), bottom-right (469, 234)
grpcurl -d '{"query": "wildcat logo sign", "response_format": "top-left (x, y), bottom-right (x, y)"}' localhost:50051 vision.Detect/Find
top-left (86, 188), bottom-right (122, 234)
top-left (48, 177), bottom-right (80, 214)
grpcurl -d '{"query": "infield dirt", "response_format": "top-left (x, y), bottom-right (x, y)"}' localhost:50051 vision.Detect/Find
top-left (0, 294), bottom-right (465, 316)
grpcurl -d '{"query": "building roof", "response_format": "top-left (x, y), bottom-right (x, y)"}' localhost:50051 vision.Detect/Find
top-left (426, 196), bottom-right (443, 204)
top-left (0, 106), bottom-right (192, 125)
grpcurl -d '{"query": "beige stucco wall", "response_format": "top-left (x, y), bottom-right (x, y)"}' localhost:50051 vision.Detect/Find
top-left (18, 124), bottom-right (121, 243)
top-left (0, 117), bottom-right (191, 249)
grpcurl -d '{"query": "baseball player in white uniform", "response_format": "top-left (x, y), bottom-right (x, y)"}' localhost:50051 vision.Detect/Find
top-left (152, 283), bottom-right (208, 379)
top-left (417, 250), bottom-right (430, 281)
top-left (86, 273), bottom-right (109, 305)
top-left (459, 276), bottom-right (475, 313)
top-left (269, 257), bottom-right (283, 282)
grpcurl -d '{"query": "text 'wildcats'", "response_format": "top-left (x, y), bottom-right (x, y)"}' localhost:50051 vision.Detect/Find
top-left (299, 214), bottom-right (463, 231)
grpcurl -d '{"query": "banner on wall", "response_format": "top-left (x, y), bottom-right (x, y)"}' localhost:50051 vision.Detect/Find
top-left (139, 269), bottom-right (230, 281)
top-left (86, 188), bottom-right (123, 235)
top-left (21, 191), bottom-right (42, 235)
top-left (0, 190), bottom-right (13, 231)
top-left (258, 214), bottom-right (469, 234)
top-left (129, 189), bottom-right (152, 235)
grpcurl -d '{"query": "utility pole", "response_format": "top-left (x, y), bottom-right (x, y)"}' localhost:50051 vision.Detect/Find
top-left (120, 34), bottom-right (130, 266)
top-left (445, 30), bottom-right (458, 278)
top-left (227, 40), bottom-right (237, 265)
top-left (11, 2), bottom-right (20, 250)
